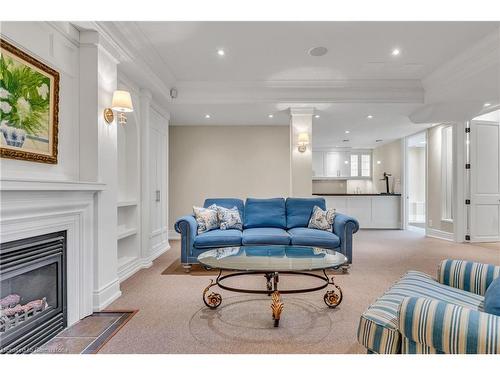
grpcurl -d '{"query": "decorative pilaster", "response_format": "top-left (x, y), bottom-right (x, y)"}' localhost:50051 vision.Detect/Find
top-left (289, 108), bottom-right (314, 197)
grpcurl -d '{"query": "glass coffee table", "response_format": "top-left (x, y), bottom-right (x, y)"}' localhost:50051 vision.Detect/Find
top-left (197, 245), bottom-right (348, 327)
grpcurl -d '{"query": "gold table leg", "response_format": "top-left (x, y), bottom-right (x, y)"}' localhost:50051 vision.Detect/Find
top-left (271, 291), bottom-right (284, 327)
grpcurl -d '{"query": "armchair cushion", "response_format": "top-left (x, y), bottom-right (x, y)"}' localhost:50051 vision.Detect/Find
top-left (244, 198), bottom-right (286, 229)
top-left (286, 197), bottom-right (326, 229)
top-left (484, 277), bottom-right (500, 316)
top-left (399, 297), bottom-right (500, 354)
top-left (438, 259), bottom-right (500, 296)
top-left (357, 270), bottom-right (484, 354)
top-left (288, 227), bottom-right (340, 249)
top-left (242, 228), bottom-right (290, 245)
top-left (194, 229), bottom-right (242, 248)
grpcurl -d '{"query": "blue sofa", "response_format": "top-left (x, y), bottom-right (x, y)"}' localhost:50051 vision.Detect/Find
top-left (174, 197), bottom-right (359, 271)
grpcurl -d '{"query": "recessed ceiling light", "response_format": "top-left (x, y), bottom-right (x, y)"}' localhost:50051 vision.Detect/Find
top-left (205, 114), bottom-right (211, 119)
top-left (217, 49), bottom-right (225, 56)
top-left (377, 160), bottom-right (381, 165)
top-left (308, 46), bottom-right (328, 57)
top-left (391, 48), bottom-right (401, 56)
top-left (268, 114), bottom-right (274, 118)
top-left (314, 114), bottom-right (320, 118)
top-left (345, 130), bottom-right (350, 134)
top-left (344, 160), bottom-right (349, 164)
top-left (367, 115), bottom-right (374, 119)
top-left (484, 102), bottom-right (491, 107)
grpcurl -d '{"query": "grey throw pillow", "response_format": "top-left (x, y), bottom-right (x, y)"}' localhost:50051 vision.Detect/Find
top-left (217, 206), bottom-right (243, 230)
top-left (308, 205), bottom-right (336, 231)
top-left (193, 204), bottom-right (219, 234)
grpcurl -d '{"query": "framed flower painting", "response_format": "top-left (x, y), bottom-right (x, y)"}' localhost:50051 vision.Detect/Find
top-left (0, 38), bottom-right (59, 164)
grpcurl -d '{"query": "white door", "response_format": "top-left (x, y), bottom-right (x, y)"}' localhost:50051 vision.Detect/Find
top-left (149, 109), bottom-right (169, 252)
top-left (470, 120), bottom-right (500, 242)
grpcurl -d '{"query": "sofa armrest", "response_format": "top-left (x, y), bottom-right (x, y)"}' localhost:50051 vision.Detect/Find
top-left (399, 297), bottom-right (500, 354)
top-left (438, 259), bottom-right (500, 296)
top-left (174, 215), bottom-right (198, 264)
top-left (333, 213), bottom-right (359, 264)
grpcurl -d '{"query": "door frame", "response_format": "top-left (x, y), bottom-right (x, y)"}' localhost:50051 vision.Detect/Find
top-left (402, 130), bottom-right (428, 231)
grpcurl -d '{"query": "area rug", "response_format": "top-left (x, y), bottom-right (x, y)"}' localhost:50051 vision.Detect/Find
top-left (36, 310), bottom-right (137, 354)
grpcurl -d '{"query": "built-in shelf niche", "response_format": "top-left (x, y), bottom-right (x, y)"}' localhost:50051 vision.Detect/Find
top-left (116, 92), bottom-right (141, 277)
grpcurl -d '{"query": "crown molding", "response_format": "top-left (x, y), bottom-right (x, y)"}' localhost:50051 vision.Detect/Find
top-left (172, 79), bottom-right (424, 104)
top-left (422, 29), bottom-right (500, 103)
top-left (83, 22), bottom-right (174, 107)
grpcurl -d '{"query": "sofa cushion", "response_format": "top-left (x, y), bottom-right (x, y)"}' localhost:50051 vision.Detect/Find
top-left (286, 197), bottom-right (326, 229)
top-left (307, 206), bottom-right (336, 231)
top-left (242, 228), bottom-right (290, 245)
top-left (357, 270), bottom-right (485, 354)
top-left (217, 206), bottom-right (243, 230)
top-left (244, 198), bottom-right (286, 229)
top-left (484, 277), bottom-right (500, 316)
top-left (288, 227), bottom-right (340, 249)
top-left (193, 205), bottom-right (219, 234)
top-left (204, 198), bottom-right (245, 220)
top-left (194, 229), bottom-right (242, 248)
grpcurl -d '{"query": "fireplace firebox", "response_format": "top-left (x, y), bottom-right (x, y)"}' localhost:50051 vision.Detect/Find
top-left (0, 231), bottom-right (67, 354)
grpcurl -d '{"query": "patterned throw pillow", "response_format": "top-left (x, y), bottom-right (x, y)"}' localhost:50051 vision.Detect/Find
top-left (217, 206), bottom-right (243, 230)
top-left (307, 205), bottom-right (336, 231)
top-left (193, 205), bottom-right (219, 234)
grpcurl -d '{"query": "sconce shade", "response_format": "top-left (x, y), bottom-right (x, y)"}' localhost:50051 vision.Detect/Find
top-left (298, 133), bottom-right (310, 144)
top-left (111, 90), bottom-right (134, 112)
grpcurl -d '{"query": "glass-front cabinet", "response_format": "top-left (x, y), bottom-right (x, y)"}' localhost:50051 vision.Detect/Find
top-left (312, 150), bottom-right (372, 179)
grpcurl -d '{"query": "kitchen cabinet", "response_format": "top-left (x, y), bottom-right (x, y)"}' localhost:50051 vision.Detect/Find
top-left (312, 150), bottom-right (371, 180)
top-left (319, 195), bottom-right (401, 229)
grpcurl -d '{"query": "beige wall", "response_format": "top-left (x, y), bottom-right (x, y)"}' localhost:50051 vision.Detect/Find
top-left (372, 139), bottom-right (402, 194)
top-left (427, 125), bottom-right (454, 233)
top-left (169, 125), bottom-right (291, 229)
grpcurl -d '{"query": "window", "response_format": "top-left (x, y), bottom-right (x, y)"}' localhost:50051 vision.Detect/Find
top-left (350, 154), bottom-right (359, 177)
top-left (441, 126), bottom-right (453, 222)
top-left (361, 154), bottom-right (371, 177)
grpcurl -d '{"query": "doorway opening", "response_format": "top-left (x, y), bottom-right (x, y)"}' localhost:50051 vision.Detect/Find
top-left (406, 132), bottom-right (427, 231)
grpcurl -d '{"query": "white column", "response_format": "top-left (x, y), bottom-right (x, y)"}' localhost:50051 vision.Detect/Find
top-left (289, 108), bottom-right (314, 197)
top-left (139, 89), bottom-right (152, 259)
top-left (79, 31), bottom-right (121, 311)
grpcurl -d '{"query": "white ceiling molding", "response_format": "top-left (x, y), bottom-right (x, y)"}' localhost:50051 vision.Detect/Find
top-left (172, 79), bottom-right (424, 104)
top-left (422, 29), bottom-right (500, 104)
top-left (409, 101), bottom-right (488, 123)
top-left (79, 22), bottom-right (174, 108)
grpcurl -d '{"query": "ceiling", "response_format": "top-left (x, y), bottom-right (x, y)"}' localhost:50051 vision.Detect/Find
top-left (102, 21), bottom-right (499, 148)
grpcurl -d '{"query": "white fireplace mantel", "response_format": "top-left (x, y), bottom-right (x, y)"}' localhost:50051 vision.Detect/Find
top-left (0, 179), bottom-right (106, 326)
top-left (0, 178), bottom-right (106, 192)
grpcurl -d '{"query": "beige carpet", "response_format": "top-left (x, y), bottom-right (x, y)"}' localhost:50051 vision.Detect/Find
top-left (100, 230), bottom-right (500, 354)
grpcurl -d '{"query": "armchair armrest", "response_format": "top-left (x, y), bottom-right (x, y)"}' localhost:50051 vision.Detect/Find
top-left (438, 259), bottom-right (500, 296)
top-left (333, 213), bottom-right (359, 264)
top-left (399, 297), bottom-right (500, 354)
top-left (174, 215), bottom-right (198, 264)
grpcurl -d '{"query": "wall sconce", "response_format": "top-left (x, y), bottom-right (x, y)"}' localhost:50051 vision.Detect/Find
top-left (297, 132), bottom-right (310, 153)
top-left (103, 90), bottom-right (134, 126)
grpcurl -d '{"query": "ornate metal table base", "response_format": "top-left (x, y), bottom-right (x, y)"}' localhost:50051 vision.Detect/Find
top-left (202, 269), bottom-right (343, 327)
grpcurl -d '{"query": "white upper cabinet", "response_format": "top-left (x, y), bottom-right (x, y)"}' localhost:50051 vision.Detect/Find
top-left (312, 151), bottom-right (325, 177)
top-left (313, 150), bottom-right (372, 179)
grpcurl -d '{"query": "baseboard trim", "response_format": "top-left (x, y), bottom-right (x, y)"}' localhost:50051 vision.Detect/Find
top-left (168, 229), bottom-right (180, 240)
top-left (117, 243), bottom-right (171, 283)
top-left (426, 228), bottom-right (455, 242)
top-left (93, 278), bottom-right (122, 311)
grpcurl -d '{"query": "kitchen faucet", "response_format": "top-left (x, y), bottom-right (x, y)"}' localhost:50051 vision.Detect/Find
top-left (380, 172), bottom-right (392, 194)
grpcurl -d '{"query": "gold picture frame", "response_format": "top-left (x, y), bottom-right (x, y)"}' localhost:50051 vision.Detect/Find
top-left (0, 38), bottom-right (59, 164)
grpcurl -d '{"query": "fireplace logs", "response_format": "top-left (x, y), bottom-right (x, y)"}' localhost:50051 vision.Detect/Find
top-left (0, 296), bottom-right (48, 333)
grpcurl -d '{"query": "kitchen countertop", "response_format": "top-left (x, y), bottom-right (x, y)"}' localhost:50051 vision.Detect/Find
top-left (313, 193), bottom-right (402, 196)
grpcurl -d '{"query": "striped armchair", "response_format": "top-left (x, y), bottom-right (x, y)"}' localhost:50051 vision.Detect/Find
top-left (358, 259), bottom-right (500, 354)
